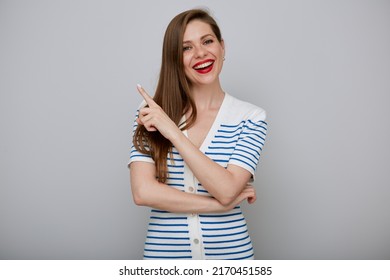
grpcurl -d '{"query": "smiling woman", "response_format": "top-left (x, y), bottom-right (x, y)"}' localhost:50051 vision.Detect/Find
top-left (128, 9), bottom-right (268, 260)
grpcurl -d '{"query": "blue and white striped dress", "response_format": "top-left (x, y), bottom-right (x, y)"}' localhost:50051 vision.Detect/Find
top-left (129, 93), bottom-right (267, 260)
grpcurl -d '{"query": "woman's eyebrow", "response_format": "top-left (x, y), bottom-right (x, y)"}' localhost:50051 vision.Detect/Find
top-left (183, 34), bottom-right (214, 44)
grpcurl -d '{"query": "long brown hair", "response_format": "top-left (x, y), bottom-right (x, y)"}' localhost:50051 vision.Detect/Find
top-left (133, 9), bottom-right (223, 182)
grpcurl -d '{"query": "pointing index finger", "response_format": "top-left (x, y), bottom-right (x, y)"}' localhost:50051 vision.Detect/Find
top-left (137, 84), bottom-right (156, 107)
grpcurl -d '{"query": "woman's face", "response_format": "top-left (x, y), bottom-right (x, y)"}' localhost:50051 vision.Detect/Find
top-left (182, 20), bottom-right (225, 87)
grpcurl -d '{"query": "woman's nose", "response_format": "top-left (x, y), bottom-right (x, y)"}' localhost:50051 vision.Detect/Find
top-left (194, 45), bottom-right (207, 58)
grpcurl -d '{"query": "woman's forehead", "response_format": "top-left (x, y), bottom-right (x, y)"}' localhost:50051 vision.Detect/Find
top-left (183, 20), bottom-right (215, 42)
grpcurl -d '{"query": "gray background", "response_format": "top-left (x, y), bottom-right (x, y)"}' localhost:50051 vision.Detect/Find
top-left (1, 0), bottom-right (389, 259)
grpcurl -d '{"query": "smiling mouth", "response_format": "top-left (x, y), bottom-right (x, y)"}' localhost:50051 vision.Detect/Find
top-left (193, 60), bottom-right (214, 74)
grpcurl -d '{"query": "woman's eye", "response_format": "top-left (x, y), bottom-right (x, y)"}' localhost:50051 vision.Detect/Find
top-left (183, 46), bottom-right (192, 51)
top-left (204, 39), bottom-right (214, 45)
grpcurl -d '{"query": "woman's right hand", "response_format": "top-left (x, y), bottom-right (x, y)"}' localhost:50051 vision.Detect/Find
top-left (136, 84), bottom-right (181, 141)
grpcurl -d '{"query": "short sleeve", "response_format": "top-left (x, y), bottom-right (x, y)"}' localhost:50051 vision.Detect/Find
top-left (127, 102), bottom-right (155, 168)
top-left (228, 109), bottom-right (267, 180)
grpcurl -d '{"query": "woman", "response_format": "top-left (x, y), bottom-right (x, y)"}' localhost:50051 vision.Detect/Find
top-left (129, 9), bottom-right (267, 260)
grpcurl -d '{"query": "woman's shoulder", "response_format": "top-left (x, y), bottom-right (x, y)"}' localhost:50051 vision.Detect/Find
top-left (225, 93), bottom-right (267, 122)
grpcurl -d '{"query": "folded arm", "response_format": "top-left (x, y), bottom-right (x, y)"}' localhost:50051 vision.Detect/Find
top-left (130, 161), bottom-right (255, 213)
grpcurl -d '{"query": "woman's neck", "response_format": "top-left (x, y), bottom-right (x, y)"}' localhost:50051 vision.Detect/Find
top-left (189, 81), bottom-right (225, 111)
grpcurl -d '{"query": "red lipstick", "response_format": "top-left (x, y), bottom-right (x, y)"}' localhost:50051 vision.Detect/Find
top-left (193, 59), bottom-right (214, 74)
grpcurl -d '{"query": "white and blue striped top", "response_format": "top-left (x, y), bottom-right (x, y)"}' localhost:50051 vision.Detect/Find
top-left (129, 93), bottom-right (267, 260)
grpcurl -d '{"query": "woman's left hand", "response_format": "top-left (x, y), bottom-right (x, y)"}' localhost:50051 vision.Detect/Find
top-left (136, 84), bottom-right (180, 141)
top-left (245, 183), bottom-right (257, 204)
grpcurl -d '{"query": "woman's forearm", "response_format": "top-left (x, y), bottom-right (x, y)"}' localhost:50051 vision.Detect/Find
top-left (133, 182), bottom-right (225, 213)
top-left (130, 163), bottom-right (244, 213)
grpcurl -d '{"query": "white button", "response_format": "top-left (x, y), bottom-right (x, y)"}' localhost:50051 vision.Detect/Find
top-left (188, 186), bottom-right (194, 192)
top-left (193, 238), bottom-right (199, 244)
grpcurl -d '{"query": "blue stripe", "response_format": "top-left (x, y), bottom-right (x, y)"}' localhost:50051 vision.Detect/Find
top-left (167, 177), bottom-right (184, 181)
top-left (148, 229), bottom-right (189, 233)
top-left (167, 183), bottom-right (184, 187)
top-left (211, 159), bottom-right (229, 163)
top-left (144, 255), bottom-right (192, 259)
top-left (203, 229), bottom-right (248, 238)
top-left (130, 154), bottom-right (152, 159)
top-left (197, 189), bottom-right (209, 193)
top-left (200, 218), bottom-right (245, 225)
top-left (145, 249), bottom-right (192, 253)
top-left (205, 152), bottom-right (231, 156)
top-left (211, 140), bottom-right (238, 144)
top-left (146, 236), bottom-right (189, 240)
top-left (145, 242), bottom-right (191, 246)
top-left (151, 209), bottom-right (169, 213)
top-left (200, 212), bottom-right (242, 218)
top-left (203, 235), bottom-right (250, 244)
top-left (205, 247), bottom-right (253, 256)
top-left (233, 148), bottom-right (259, 161)
top-left (205, 241), bottom-right (251, 250)
top-left (150, 216), bottom-right (187, 220)
top-left (168, 171), bottom-right (184, 174)
top-left (215, 132), bottom-right (241, 139)
top-left (202, 224), bottom-right (246, 231)
top-left (149, 223), bottom-right (188, 227)
top-left (229, 157), bottom-right (255, 171)
top-left (231, 152), bottom-right (258, 167)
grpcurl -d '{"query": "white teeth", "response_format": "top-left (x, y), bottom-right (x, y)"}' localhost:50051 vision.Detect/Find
top-left (194, 61), bottom-right (213, 69)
